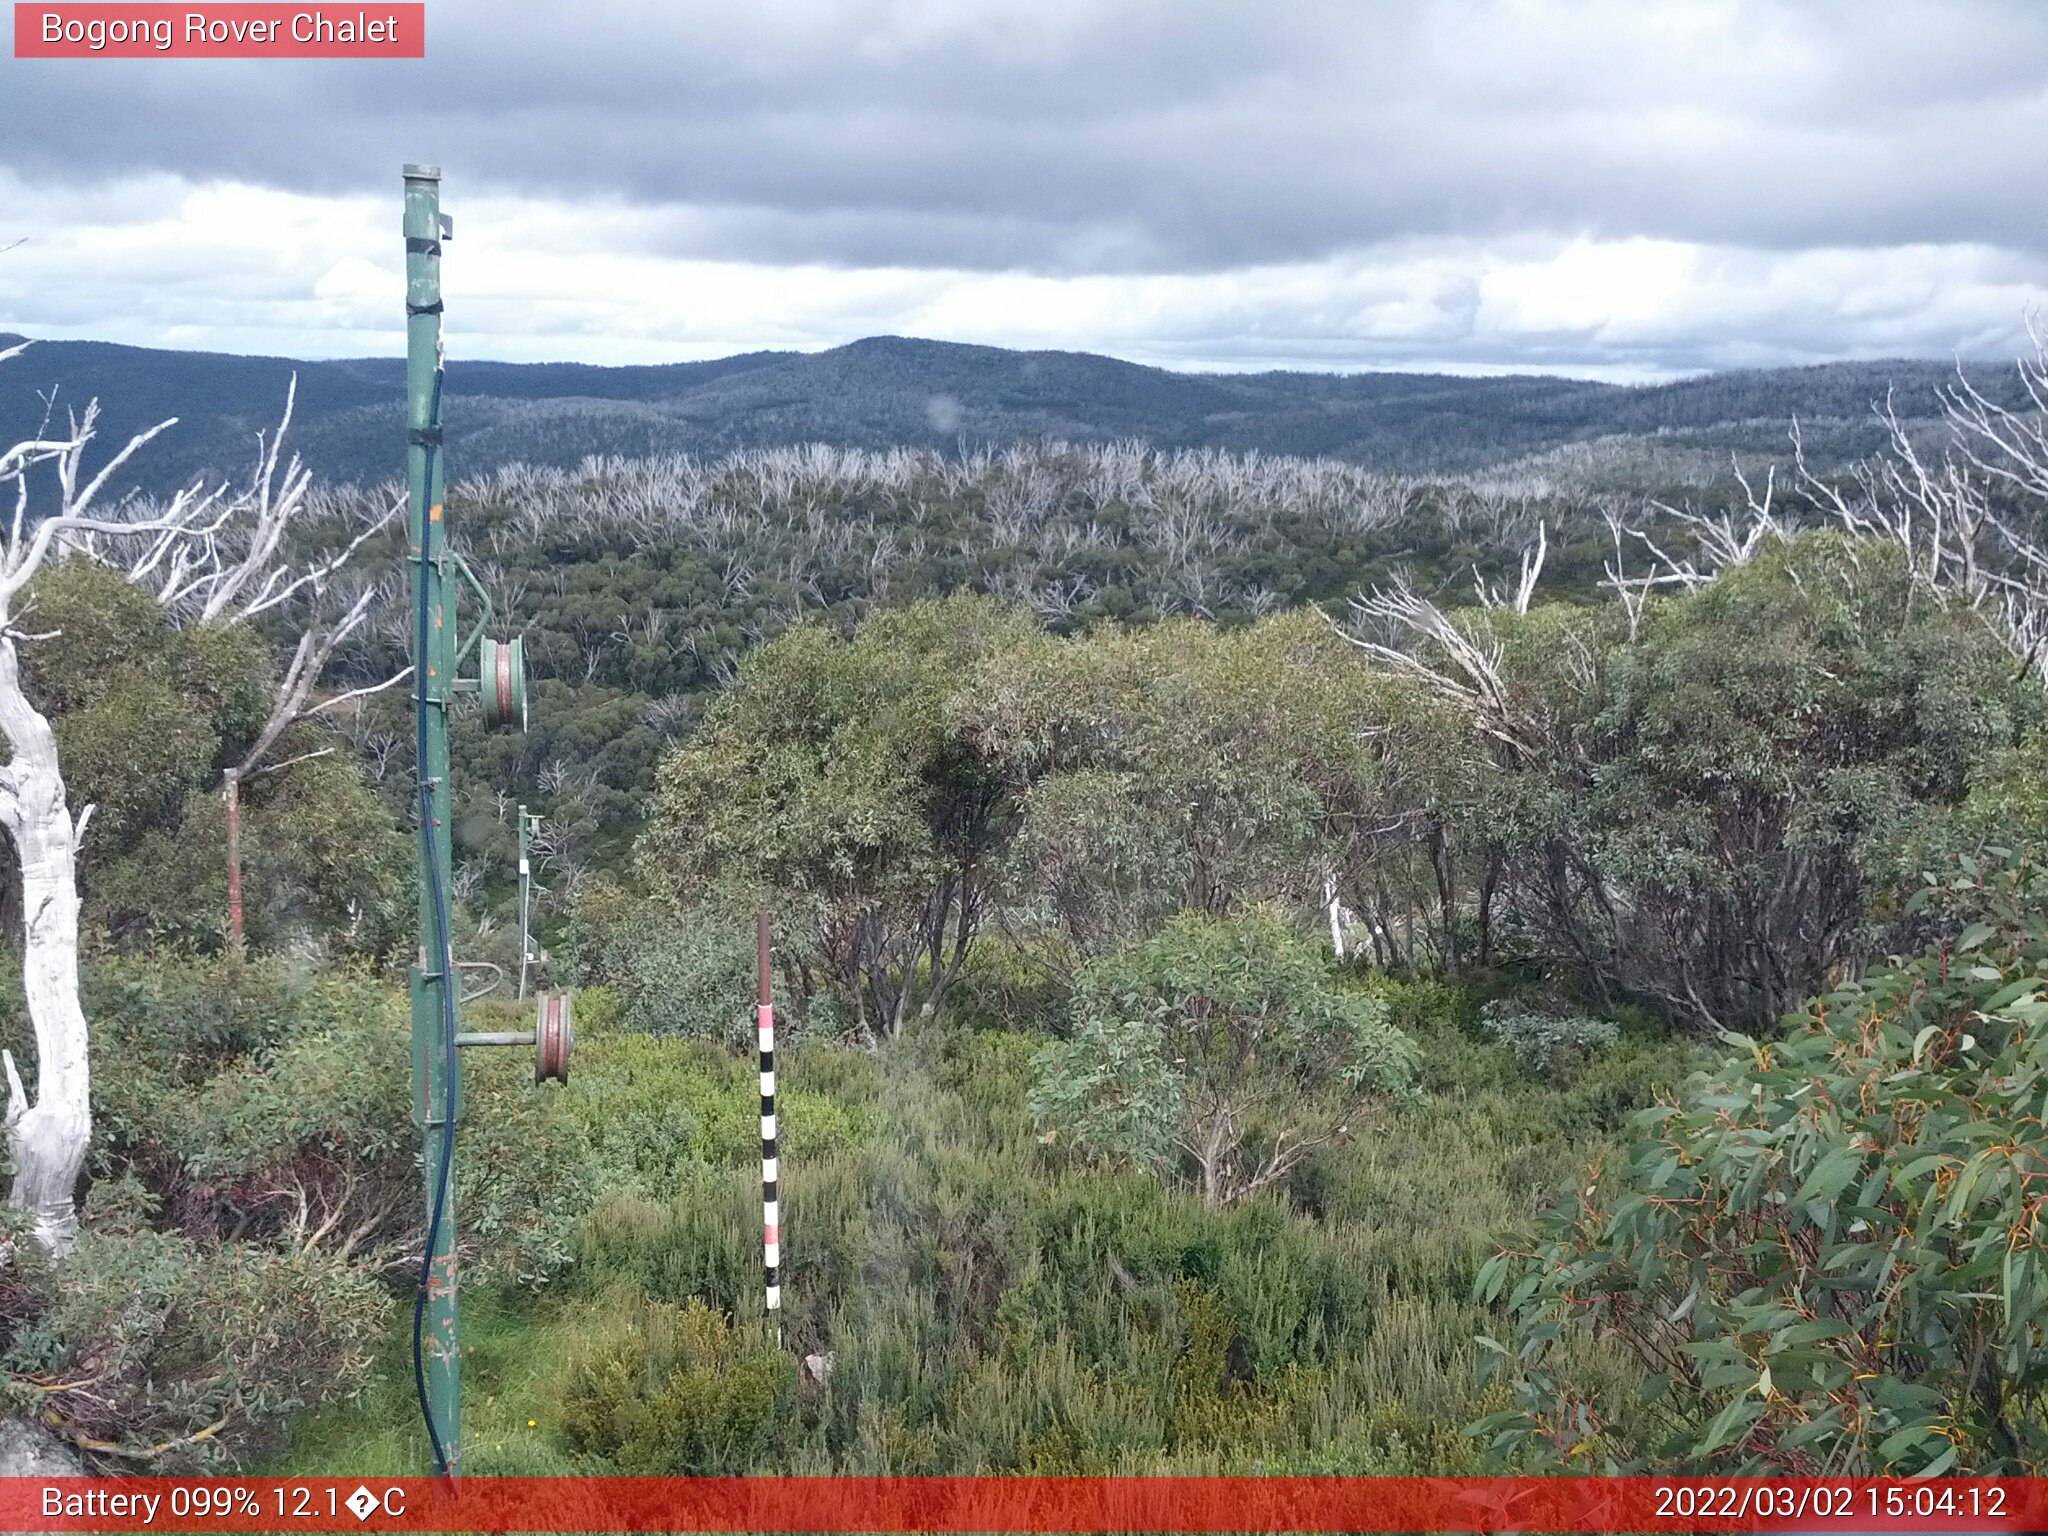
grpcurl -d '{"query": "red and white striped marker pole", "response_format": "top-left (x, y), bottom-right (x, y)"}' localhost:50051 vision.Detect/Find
top-left (757, 910), bottom-right (781, 1344)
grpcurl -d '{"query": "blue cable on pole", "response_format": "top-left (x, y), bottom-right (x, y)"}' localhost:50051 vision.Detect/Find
top-left (411, 363), bottom-right (458, 1479)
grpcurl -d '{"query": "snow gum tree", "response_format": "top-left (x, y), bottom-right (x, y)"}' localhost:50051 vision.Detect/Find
top-left (0, 348), bottom-right (393, 1251)
top-left (1028, 908), bottom-right (1421, 1205)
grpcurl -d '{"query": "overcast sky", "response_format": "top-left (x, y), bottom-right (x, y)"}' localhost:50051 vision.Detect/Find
top-left (3, 0), bottom-right (2045, 379)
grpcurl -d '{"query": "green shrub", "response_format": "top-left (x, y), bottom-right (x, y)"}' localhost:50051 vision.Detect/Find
top-left (616, 911), bottom-right (755, 1044)
top-left (0, 1198), bottom-right (389, 1469)
top-left (944, 933), bottom-right (1064, 1034)
top-left (561, 1034), bottom-right (875, 1194)
top-left (279, 938), bottom-right (1676, 1478)
top-left (567, 885), bottom-right (859, 1045)
top-left (561, 1294), bottom-right (795, 1473)
top-left (557, 877), bottom-right (635, 987)
top-left (579, 1176), bottom-right (760, 1316)
top-left (565, 885), bottom-right (756, 1045)
top-left (78, 953), bottom-right (310, 1098)
top-left (60, 958), bottom-right (588, 1287)
top-left (1477, 1001), bottom-right (1619, 1075)
top-left (1029, 909), bottom-right (1420, 1204)
top-left (457, 1024), bottom-right (600, 1288)
top-left (567, 983), bottom-right (622, 1038)
top-left (638, 596), bottom-right (1034, 1043)
top-left (58, 957), bottom-right (415, 1255)
top-left (1878, 730), bottom-right (2048, 913)
top-left (6, 559), bottom-right (409, 960)
top-left (1475, 847), bottom-right (2048, 1474)
top-left (1350, 973), bottom-right (1478, 1037)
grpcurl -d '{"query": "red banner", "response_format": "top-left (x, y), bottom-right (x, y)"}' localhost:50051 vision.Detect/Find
top-left (5, 1477), bottom-right (2048, 1532)
top-left (13, 4), bottom-right (424, 57)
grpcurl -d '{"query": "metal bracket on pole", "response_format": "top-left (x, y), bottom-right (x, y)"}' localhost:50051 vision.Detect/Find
top-left (453, 992), bottom-right (573, 1084)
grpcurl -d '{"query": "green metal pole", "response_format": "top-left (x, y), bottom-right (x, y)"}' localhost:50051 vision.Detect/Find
top-left (403, 162), bottom-right (461, 1477)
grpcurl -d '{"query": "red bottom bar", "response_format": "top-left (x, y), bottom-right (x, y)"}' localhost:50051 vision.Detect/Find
top-left (7, 1476), bottom-right (2048, 1533)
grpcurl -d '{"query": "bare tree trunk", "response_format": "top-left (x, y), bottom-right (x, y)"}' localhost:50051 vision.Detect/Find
top-left (1428, 826), bottom-right (1459, 974)
top-left (1477, 850), bottom-right (1503, 970)
top-left (889, 967), bottom-right (912, 1040)
top-left (0, 638), bottom-right (90, 1253)
top-left (0, 371), bottom-right (397, 1252)
top-left (1196, 1125), bottom-right (1224, 1206)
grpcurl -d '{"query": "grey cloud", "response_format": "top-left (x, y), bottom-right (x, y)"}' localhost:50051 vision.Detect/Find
top-left (4, 0), bottom-right (2048, 276)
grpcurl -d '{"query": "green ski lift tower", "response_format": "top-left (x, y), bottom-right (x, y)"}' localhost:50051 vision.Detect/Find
top-left (403, 164), bottom-right (566, 1478)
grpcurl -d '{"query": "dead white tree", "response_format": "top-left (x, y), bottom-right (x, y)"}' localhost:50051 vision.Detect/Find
top-left (0, 394), bottom-right (217, 1250)
top-left (1780, 352), bottom-right (2048, 683)
top-left (219, 577), bottom-right (407, 949)
top-left (1335, 530), bottom-right (1581, 978)
top-left (1606, 342), bottom-right (2048, 684)
top-left (98, 382), bottom-right (407, 947)
top-left (0, 358), bottom-right (397, 1248)
top-left (1343, 571), bottom-right (1538, 758)
top-left (1471, 519), bottom-right (1548, 614)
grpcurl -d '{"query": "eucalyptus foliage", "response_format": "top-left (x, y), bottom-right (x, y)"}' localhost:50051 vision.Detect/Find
top-left (563, 882), bottom-right (757, 1046)
top-left (1029, 909), bottom-right (1419, 1204)
top-left (639, 594), bottom-right (1036, 1039)
top-left (1370, 533), bottom-right (2040, 1030)
top-left (1474, 846), bottom-right (2048, 1473)
top-left (966, 613), bottom-right (1389, 952)
top-left (1478, 1003), bottom-right (1620, 1077)
top-left (16, 560), bottom-right (407, 957)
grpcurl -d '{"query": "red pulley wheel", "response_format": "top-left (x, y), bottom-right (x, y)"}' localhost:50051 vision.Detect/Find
top-left (495, 640), bottom-right (513, 722)
top-left (535, 992), bottom-right (573, 1084)
top-left (478, 635), bottom-right (528, 732)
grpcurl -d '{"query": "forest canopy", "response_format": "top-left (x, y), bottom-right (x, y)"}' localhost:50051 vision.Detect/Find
top-left (0, 340), bottom-right (2044, 1478)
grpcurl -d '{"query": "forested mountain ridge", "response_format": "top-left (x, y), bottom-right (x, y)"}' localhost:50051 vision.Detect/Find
top-left (0, 331), bottom-right (2021, 494)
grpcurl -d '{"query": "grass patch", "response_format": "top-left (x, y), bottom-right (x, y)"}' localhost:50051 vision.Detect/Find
top-left (273, 991), bottom-right (1689, 1475)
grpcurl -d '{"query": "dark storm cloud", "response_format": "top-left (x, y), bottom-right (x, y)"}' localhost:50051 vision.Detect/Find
top-left (5, 0), bottom-right (2048, 276)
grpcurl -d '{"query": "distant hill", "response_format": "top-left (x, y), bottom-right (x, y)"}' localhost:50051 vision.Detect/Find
top-left (0, 332), bottom-right (2015, 495)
